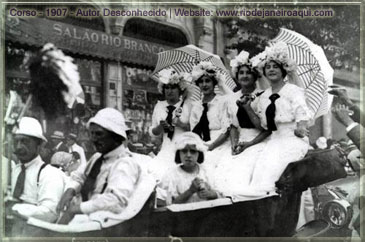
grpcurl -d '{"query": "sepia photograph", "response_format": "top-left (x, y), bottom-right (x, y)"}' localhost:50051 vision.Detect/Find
top-left (1, 1), bottom-right (363, 242)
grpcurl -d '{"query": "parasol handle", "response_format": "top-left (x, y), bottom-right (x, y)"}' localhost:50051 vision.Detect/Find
top-left (287, 71), bottom-right (305, 89)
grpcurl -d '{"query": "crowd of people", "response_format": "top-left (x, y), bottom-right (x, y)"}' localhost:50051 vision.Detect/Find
top-left (3, 41), bottom-right (363, 237)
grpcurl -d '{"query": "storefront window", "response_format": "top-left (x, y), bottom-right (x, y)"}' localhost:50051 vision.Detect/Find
top-left (74, 58), bottom-right (102, 113)
top-left (122, 65), bottom-right (160, 154)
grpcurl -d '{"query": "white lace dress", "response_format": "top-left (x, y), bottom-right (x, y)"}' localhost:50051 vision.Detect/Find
top-left (214, 89), bottom-right (268, 196)
top-left (249, 83), bottom-right (312, 193)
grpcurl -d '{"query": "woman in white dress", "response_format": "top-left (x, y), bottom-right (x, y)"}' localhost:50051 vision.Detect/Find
top-left (214, 51), bottom-right (272, 195)
top-left (149, 69), bottom-right (192, 180)
top-left (248, 42), bottom-right (312, 194)
top-left (189, 62), bottom-right (232, 169)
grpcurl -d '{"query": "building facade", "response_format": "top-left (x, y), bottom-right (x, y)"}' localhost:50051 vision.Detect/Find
top-left (4, 2), bottom-right (219, 156)
top-left (4, 3), bottom-right (360, 155)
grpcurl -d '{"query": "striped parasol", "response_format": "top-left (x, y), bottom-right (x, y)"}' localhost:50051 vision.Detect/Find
top-left (152, 45), bottom-right (236, 100)
top-left (272, 28), bottom-right (334, 119)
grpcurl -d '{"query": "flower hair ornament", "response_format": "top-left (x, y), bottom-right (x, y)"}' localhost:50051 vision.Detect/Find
top-left (157, 68), bottom-right (190, 94)
top-left (28, 43), bottom-right (83, 119)
top-left (230, 50), bottom-right (251, 77)
top-left (191, 61), bottom-right (225, 86)
top-left (251, 41), bottom-right (297, 74)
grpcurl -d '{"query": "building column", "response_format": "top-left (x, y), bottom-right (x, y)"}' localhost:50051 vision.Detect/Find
top-left (194, 18), bottom-right (214, 53)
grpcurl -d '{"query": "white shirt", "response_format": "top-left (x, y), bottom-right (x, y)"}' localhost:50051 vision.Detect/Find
top-left (346, 122), bottom-right (359, 132)
top-left (68, 143), bottom-right (87, 165)
top-left (11, 155), bottom-right (65, 222)
top-left (54, 141), bottom-right (64, 150)
top-left (67, 144), bottom-right (141, 214)
top-left (189, 95), bottom-right (230, 137)
top-left (149, 99), bottom-right (192, 150)
top-left (226, 88), bottom-right (262, 128)
top-left (252, 83), bottom-right (312, 129)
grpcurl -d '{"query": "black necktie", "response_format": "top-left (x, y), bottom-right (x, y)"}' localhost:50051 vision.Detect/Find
top-left (265, 93), bottom-right (280, 131)
top-left (192, 103), bottom-right (211, 141)
top-left (80, 156), bottom-right (104, 201)
top-left (236, 106), bottom-right (255, 128)
top-left (166, 105), bottom-right (176, 140)
top-left (13, 164), bottom-right (26, 200)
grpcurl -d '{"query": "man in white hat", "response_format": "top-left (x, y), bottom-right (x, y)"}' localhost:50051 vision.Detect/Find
top-left (6, 117), bottom-right (65, 235)
top-left (50, 130), bottom-right (67, 152)
top-left (56, 108), bottom-right (142, 224)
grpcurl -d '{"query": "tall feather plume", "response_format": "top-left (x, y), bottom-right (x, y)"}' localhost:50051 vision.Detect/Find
top-left (28, 43), bottom-right (83, 119)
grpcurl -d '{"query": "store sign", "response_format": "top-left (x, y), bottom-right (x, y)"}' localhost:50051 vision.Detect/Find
top-left (5, 17), bottom-right (172, 66)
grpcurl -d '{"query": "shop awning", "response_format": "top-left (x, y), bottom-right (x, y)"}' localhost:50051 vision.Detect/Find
top-left (6, 17), bottom-right (173, 67)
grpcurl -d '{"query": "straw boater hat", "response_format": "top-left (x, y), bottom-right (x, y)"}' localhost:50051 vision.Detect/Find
top-left (15, 117), bottom-right (47, 142)
top-left (67, 132), bottom-right (78, 140)
top-left (156, 68), bottom-right (190, 94)
top-left (51, 131), bottom-right (65, 140)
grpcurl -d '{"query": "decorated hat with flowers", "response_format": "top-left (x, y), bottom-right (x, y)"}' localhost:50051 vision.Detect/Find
top-left (230, 50), bottom-right (251, 77)
top-left (191, 61), bottom-right (225, 85)
top-left (157, 68), bottom-right (190, 94)
top-left (250, 41), bottom-right (297, 73)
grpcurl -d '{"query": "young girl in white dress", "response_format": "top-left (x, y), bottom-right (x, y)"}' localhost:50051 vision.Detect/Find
top-left (157, 132), bottom-right (220, 205)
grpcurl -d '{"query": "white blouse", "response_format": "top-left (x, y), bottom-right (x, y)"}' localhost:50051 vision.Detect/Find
top-left (226, 88), bottom-right (263, 128)
top-left (189, 95), bottom-right (230, 136)
top-left (252, 83), bottom-right (312, 129)
top-left (149, 99), bottom-right (192, 139)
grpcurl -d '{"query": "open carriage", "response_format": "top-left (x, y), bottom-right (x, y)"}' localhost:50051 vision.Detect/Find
top-left (5, 147), bottom-right (354, 239)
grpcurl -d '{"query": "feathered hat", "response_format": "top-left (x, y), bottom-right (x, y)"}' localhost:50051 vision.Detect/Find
top-left (28, 43), bottom-right (83, 119)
